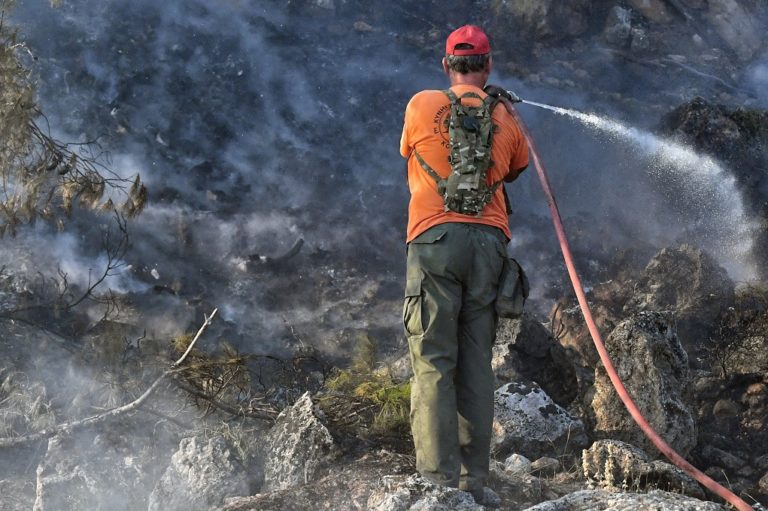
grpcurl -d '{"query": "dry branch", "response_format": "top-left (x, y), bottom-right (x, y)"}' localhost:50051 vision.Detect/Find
top-left (0, 309), bottom-right (220, 448)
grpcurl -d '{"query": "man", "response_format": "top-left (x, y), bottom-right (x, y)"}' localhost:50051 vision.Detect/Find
top-left (399, 25), bottom-right (529, 506)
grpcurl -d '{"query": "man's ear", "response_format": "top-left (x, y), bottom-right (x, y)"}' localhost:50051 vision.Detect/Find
top-left (442, 57), bottom-right (449, 76)
top-left (487, 55), bottom-right (493, 74)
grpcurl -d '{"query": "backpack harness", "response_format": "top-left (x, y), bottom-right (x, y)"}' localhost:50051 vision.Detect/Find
top-left (413, 89), bottom-right (504, 217)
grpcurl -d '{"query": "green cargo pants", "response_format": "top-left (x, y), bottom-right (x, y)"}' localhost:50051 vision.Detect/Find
top-left (404, 222), bottom-right (506, 492)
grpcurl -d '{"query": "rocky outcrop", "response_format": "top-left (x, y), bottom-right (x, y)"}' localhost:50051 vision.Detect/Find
top-left (590, 312), bottom-right (696, 457)
top-left (493, 314), bottom-right (578, 405)
top-left (492, 381), bottom-right (588, 460)
top-left (215, 451), bottom-right (415, 511)
top-left (367, 473), bottom-right (486, 511)
top-left (624, 245), bottom-right (734, 360)
top-left (148, 436), bottom-right (248, 511)
top-left (582, 440), bottom-right (703, 498)
top-left (262, 392), bottom-right (336, 491)
top-left (34, 433), bottom-right (156, 511)
top-left (524, 489), bottom-right (725, 510)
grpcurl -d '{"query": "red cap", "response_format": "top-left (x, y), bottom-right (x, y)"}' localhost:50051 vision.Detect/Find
top-left (445, 25), bottom-right (491, 56)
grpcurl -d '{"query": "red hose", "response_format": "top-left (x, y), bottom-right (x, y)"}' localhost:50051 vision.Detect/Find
top-left (509, 107), bottom-right (753, 511)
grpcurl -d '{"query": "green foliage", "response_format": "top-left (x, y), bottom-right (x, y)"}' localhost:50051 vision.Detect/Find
top-left (321, 334), bottom-right (411, 440)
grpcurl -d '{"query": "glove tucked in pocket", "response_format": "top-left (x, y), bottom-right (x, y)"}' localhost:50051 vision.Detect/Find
top-left (496, 257), bottom-right (529, 318)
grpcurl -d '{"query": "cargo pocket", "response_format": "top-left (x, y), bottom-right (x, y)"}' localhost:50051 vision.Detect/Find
top-left (403, 277), bottom-right (424, 338)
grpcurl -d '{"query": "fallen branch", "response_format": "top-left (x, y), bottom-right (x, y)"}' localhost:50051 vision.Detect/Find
top-left (171, 378), bottom-right (277, 421)
top-left (0, 309), bottom-right (218, 448)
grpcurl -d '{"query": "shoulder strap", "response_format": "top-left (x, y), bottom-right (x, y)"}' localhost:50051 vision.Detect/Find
top-left (413, 150), bottom-right (443, 185)
top-left (442, 89), bottom-right (459, 103)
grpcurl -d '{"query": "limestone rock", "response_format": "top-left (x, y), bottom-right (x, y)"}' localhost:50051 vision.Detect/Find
top-left (523, 489), bottom-right (725, 510)
top-left (582, 439), bottom-right (703, 498)
top-left (262, 392), bottom-right (336, 491)
top-left (591, 313), bottom-right (696, 457)
top-left (504, 453), bottom-right (533, 476)
top-left (492, 381), bottom-right (588, 460)
top-left (494, 314), bottom-right (578, 405)
top-left (367, 473), bottom-right (483, 511)
top-left (34, 433), bottom-right (156, 511)
top-left (624, 245), bottom-right (734, 359)
top-left (148, 436), bottom-right (248, 511)
top-left (216, 450), bottom-right (413, 511)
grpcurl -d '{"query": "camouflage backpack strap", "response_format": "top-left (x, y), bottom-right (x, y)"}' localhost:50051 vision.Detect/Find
top-left (413, 150), bottom-right (447, 196)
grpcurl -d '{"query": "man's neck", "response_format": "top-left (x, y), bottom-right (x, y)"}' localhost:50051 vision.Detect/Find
top-left (448, 72), bottom-right (486, 89)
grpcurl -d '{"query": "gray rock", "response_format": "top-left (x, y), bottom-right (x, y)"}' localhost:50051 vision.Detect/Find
top-left (492, 381), bottom-right (588, 460)
top-left (700, 445), bottom-right (746, 472)
top-left (34, 433), bottom-right (155, 511)
top-left (759, 471), bottom-right (768, 494)
top-left (712, 398), bottom-right (739, 418)
top-left (367, 473), bottom-right (483, 511)
top-left (262, 392), bottom-right (336, 491)
top-left (604, 6), bottom-right (632, 47)
top-left (582, 439), bottom-right (704, 498)
top-left (623, 245), bottom-right (734, 360)
top-left (590, 312), bottom-right (697, 457)
top-left (523, 489), bottom-right (725, 510)
top-left (629, 27), bottom-right (650, 53)
top-left (494, 314), bottom-right (578, 405)
top-left (148, 436), bottom-right (248, 511)
top-left (503, 453), bottom-right (533, 476)
top-left (386, 352), bottom-right (413, 382)
top-left (705, 0), bottom-right (763, 61)
top-left (531, 457), bottom-right (560, 476)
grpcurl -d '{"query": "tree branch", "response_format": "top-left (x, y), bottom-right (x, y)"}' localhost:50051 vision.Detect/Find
top-left (0, 309), bottom-right (220, 448)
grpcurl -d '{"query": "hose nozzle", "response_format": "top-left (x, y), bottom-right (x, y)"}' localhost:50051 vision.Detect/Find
top-left (483, 85), bottom-right (523, 104)
top-left (506, 89), bottom-right (523, 103)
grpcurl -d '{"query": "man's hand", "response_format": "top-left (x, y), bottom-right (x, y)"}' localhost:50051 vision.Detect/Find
top-left (484, 85), bottom-right (522, 115)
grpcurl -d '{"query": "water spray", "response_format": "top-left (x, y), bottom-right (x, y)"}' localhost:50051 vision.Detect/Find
top-left (505, 94), bottom-right (755, 511)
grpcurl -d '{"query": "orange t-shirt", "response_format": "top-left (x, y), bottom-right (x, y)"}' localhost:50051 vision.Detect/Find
top-left (400, 84), bottom-right (529, 242)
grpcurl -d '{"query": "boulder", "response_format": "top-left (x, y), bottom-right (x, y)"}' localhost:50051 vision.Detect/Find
top-left (705, 0), bottom-right (763, 61)
top-left (148, 436), bottom-right (248, 511)
top-left (590, 312), bottom-right (697, 457)
top-left (530, 457), bottom-right (560, 476)
top-left (582, 439), bottom-right (704, 498)
top-left (494, 314), bottom-right (578, 406)
top-left (551, 298), bottom-right (618, 372)
top-left (216, 450), bottom-right (414, 511)
top-left (367, 473), bottom-right (485, 511)
top-left (492, 381), bottom-right (588, 460)
top-left (623, 245), bottom-right (734, 360)
top-left (604, 6), bottom-right (633, 47)
top-left (490, 0), bottom-right (591, 43)
top-left (700, 445), bottom-right (747, 472)
top-left (504, 453), bottom-right (533, 476)
top-left (262, 392), bottom-right (336, 491)
top-left (34, 433), bottom-right (156, 511)
top-left (523, 489), bottom-right (725, 510)
top-left (759, 470), bottom-right (768, 495)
